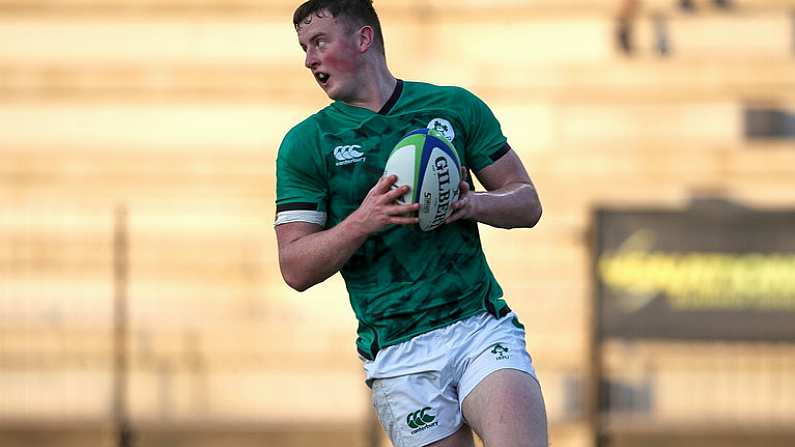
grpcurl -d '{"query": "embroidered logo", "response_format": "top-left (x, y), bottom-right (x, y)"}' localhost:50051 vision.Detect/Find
top-left (406, 407), bottom-right (439, 434)
top-left (333, 145), bottom-right (366, 166)
top-left (491, 343), bottom-right (510, 361)
top-left (427, 118), bottom-right (455, 142)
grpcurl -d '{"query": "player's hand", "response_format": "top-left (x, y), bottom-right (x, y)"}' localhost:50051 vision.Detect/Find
top-left (447, 169), bottom-right (479, 224)
top-left (351, 175), bottom-right (420, 234)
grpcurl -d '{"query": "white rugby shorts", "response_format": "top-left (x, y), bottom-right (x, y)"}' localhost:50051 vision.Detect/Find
top-left (363, 311), bottom-right (537, 447)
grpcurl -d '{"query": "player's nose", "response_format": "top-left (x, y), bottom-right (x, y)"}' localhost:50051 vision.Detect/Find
top-left (304, 49), bottom-right (319, 69)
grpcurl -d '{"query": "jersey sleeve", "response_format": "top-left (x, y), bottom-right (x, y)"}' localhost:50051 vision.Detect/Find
top-left (460, 89), bottom-right (510, 173)
top-left (274, 124), bottom-right (328, 227)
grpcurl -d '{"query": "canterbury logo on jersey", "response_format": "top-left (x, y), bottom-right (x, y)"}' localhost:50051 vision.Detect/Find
top-left (406, 407), bottom-right (438, 434)
top-left (333, 145), bottom-right (366, 166)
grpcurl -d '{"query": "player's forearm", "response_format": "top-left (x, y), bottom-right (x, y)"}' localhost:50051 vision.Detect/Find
top-left (470, 182), bottom-right (542, 229)
top-left (278, 219), bottom-right (369, 292)
top-left (278, 178), bottom-right (418, 292)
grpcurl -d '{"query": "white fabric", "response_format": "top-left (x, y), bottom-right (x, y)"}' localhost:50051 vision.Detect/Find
top-left (365, 311), bottom-right (537, 447)
top-left (273, 210), bottom-right (326, 227)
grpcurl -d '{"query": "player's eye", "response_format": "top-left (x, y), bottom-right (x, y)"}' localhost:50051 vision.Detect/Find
top-left (316, 39), bottom-right (327, 50)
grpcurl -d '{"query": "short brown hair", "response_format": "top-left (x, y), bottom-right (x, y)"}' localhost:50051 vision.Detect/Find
top-left (293, 0), bottom-right (385, 56)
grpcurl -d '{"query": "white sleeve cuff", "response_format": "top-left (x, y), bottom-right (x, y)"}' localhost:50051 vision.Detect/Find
top-left (274, 210), bottom-right (327, 227)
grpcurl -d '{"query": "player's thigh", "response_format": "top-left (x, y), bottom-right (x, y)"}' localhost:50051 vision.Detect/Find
top-left (461, 369), bottom-right (548, 447)
top-left (425, 424), bottom-right (475, 447)
top-left (370, 371), bottom-right (467, 447)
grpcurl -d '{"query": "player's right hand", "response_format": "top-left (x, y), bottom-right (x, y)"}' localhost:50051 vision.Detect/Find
top-left (350, 175), bottom-right (420, 235)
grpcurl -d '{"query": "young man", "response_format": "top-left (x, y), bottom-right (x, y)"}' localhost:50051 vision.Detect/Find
top-left (275, 1), bottom-right (548, 446)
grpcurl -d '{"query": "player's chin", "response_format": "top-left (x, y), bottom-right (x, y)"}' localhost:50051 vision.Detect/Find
top-left (322, 80), bottom-right (351, 102)
top-left (319, 79), bottom-right (338, 98)
top-left (322, 88), bottom-right (340, 101)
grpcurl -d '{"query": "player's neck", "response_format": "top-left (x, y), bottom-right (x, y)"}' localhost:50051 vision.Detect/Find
top-left (343, 63), bottom-right (397, 113)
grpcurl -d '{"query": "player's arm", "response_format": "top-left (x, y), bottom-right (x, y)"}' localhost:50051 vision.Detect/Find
top-left (447, 147), bottom-right (541, 229)
top-left (276, 175), bottom-right (419, 292)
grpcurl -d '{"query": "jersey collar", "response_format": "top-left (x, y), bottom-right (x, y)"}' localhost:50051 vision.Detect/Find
top-left (377, 79), bottom-right (403, 115)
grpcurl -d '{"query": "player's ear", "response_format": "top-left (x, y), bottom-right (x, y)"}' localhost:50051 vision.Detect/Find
top-left (357, 25), bottom-right (374, 53)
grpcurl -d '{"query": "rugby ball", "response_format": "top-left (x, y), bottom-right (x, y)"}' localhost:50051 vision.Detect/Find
top-left (383, 128), bottom-right (461, 232)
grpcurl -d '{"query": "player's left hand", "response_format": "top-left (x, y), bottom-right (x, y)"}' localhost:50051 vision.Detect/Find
top-left (446, 172), bottom-right (478, 224)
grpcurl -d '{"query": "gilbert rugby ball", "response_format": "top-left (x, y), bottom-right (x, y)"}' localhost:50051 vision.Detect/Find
top-left (383, 128), bottom-right (461, 232)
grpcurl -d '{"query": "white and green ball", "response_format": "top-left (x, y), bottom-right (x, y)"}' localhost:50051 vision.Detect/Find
top-left (383, 128), bottom-right (462, 232)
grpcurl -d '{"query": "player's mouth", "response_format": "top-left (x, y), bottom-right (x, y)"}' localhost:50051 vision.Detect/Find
top-left (314, 71), bottom-right (330, 87)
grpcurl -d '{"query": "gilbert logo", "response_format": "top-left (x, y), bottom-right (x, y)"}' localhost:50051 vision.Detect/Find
top-left (406, 407), bottom-right (438, 434)
top-left (333, 145), bottom-right (365, 166)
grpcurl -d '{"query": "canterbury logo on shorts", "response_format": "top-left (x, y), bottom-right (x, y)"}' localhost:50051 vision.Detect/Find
top-left (406, 407), bottom-right (439, 433)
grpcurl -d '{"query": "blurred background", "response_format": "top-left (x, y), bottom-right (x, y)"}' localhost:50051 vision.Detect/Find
top-left (1, 0), bottom-right (795, 446)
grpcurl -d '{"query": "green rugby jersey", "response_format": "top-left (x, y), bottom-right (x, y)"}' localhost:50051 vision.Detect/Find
top-left (276, 80), bottom-right (513, 360)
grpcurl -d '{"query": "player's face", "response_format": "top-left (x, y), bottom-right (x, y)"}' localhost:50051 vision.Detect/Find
top-left (297, 11), bottom-right (362, 101)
